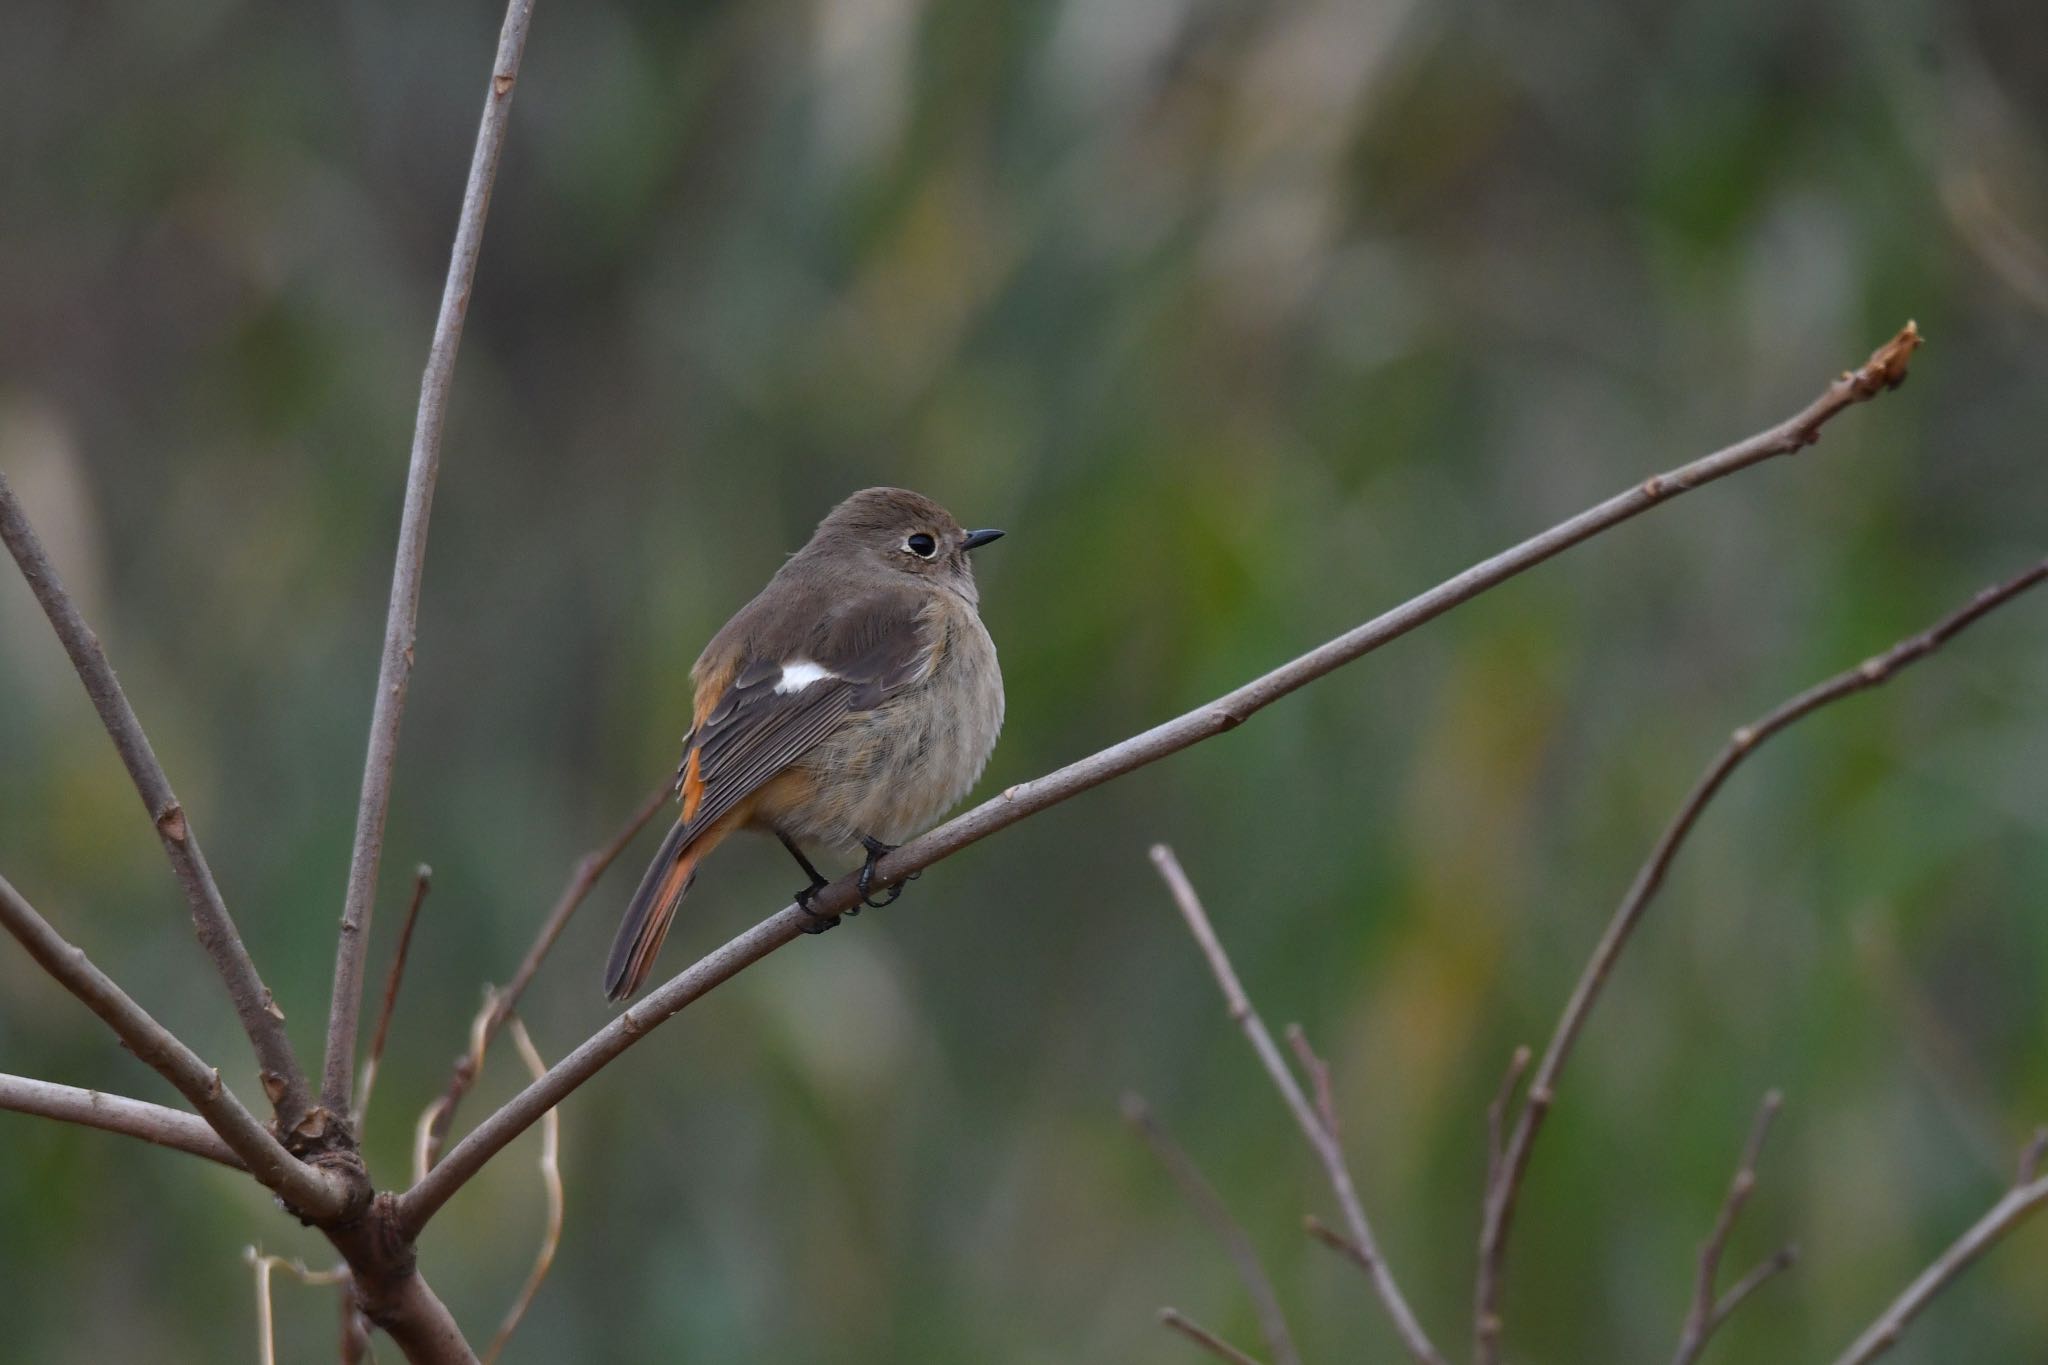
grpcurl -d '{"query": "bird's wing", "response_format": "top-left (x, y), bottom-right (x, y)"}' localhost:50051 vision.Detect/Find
top-left (676, 588), bottom-right (938, 839)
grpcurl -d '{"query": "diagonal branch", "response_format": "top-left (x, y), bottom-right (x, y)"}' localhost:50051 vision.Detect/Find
top-left (1149, 845), bottom-right (1446, 1365)
top-left (419, 774), bottom-right (669, 1169)
top-left (1670, 1091), bottom-right (1794, 1365)
top-left (321, 0), bottom-right (539, 1120)
top-left (1473, 554), bottom-right (2048, 1364)
top-left (357, 863), bottom-right (432, 1130)
top-left (395, 325), bottom-right (1922, 1235)
top-left (1124, 1092), bottom-right (1300, 1365)
top-left (1159, 1308), bottom-right (1267, 1365)
top-left (1832, 1156), bottom-right (2048, 1365)
top-left (0, 1072), bottom-right (243, 1170)
top-left (0, 874), bottom-right (351, 1217)
top-left (479, 1016), bottom-right (565, 1365)
top-left (0, 472), bottom-right (312, 1130)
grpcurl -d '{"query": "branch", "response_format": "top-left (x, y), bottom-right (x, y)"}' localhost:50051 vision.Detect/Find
top-left (1832, 1162), bottom-right (2048, 1365)
top-left (1158, 1308), bottom-right (1266, 1365)
top-left (322, 0), bottom-right (539, 1119)
top-left (1304, 1214), bottom-right (1373, 1271)
top-left (1149, 845), bottom-right (1446, 1365)
top-left (358, 864), bottom-right (432, 1129)
top-left (0, 472), bottom-right (312, 1131)
top-left (0, 873), bottom-right (351, 1217)
top-left (0, 1072), bottom-right (243, 1170)
top-left (244, 1248), bottom-right (350, 1365)
top-left (419, 774), bottom-right (669, 1168)
top-left (325, 1205), bottom-right (479, 1365)
top-left (1473, 554), bottom-right (2048, 1364)
top-left (1670, 1091), bottom-right (1791, 1365)
top-left (479, 1017), bottom-right (564, 1365)
top-left (1484, 1046), bottom-right (1532, 1187)
top-left (395, 325), bottom-right (1922, 1235)
top-left (1123, 1093), bottom-right (1300, 1365)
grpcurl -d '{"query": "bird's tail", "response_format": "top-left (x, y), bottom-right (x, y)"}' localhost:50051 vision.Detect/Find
top-left (604, 818), bottom-right (726, 1002)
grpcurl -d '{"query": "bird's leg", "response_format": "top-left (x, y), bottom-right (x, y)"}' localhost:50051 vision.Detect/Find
top-left (856, 835), bottom-right (918, 910)
top-left (777, 832), bottom-right (838, 934)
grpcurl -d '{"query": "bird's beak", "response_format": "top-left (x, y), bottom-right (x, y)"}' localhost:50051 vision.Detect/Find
top-left (961, 528), bottom-right (1005, 551)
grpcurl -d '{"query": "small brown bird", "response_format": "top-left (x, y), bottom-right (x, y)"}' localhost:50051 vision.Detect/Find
top-left (604, 488), bottom-right (1006, 1001)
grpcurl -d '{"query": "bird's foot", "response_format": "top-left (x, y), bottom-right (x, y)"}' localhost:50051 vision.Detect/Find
top-left (856, 836), bottom-right (919, 910)
top-left (793, 878), bottom-right (839, 934)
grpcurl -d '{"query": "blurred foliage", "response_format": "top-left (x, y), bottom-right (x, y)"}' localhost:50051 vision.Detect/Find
top-left (3, 0), bottom-right (2048, 1360)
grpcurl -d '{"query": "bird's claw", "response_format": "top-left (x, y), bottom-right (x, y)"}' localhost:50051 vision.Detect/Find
top-left (857, 836), bottom-right (913, 910)
top-left (794, 880), bottom-right (839, 934)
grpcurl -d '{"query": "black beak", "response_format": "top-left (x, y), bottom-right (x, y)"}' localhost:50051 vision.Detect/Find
top-left (961, 528), bottom-right (1005, 551)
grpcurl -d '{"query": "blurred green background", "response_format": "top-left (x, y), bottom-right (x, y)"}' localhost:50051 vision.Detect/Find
top-left (3, 0), bottom-right (2046, 1360)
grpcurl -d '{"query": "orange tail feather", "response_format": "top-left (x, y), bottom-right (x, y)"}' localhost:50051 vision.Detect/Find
top-left (604, 817), bottom-right (729, 1002)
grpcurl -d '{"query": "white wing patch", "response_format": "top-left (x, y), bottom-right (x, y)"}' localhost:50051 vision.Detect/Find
top-left (774, 659), bottom-right (835, 694)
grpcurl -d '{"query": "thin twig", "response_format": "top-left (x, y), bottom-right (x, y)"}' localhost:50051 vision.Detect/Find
top-left (250, 1248), bottom-right (277, 1365)
top-left (358, 865), bottom-right (433, 1130)
top-left (246, 1247), bottom-right (351, 1365)
top-left (1832, 1163), bottom-right (2048, 1365)
top-left (2017, 1127), bottom-right (2048, 1186)
top-left (416, 989), bottom-right (500, 1185)
top-left (1671, 1091), bottom-right (1787, 1365)
top-left (480, 1017), bottom-right (564, 1365)
top-left (397, 325), bottom-right (1922, 1236)
top-left (1123, 1093), bottom-right (1300, 1365)
top-left (1305, 1213), bottom-right (1372, 1271)
top-left (0, 1072), bottom-right (243, 1169)
top-left (420, 775), bottom-right (669, 1169)
top-left (1485, 1047), bottom-right (1532, 1186)
top-left (1708, 1246), bottom-right (1797, 1334)
top-left (322, 0), bottom-right (539, 1120)
top-left (0, 874), bottom-right (350, 1217)
top-left (1158, 1308), bottom-right (1267, 1365)
top-left (1151, 845), bottom-right (1445, 1365)
top-left (1284, 1025), bottom-right (1339, 1140)
top-left (1474, 554), bottom-right (2048, 1365)
top-left (0, 472), bottom-right (312, 1131)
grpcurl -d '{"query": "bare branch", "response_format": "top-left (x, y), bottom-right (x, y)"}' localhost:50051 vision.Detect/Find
top-left (480, 1017), bottom-right (564, 1365)
top-left (1485, 1047), bottom-right (1532, 1186)
top-left (415, 989), bottom-right (500, 1185)
top-left (322, 0), bottom-right (540, 1119)
top-left (1832, 1165), bottom-right (2048, 1365)
top-left (2018, 1127), bottom-right (2048, 1186)
top-left (358, 864), bottom-right (433, 1129)
top-left (0, 1072), bottom-right (243, 1169)
top-left (420, 776), bottom-right (669, 1168)
top-left (246, 1246), bottom-right (352, 1365)
top-left (397, 326), bottom-right (1923, 1235)
top-left (1150, 845), bottom-right (1444, 1365)
top-left (325, 1207), bottom-right (478, 1365)
top-left (1283, 1025), bottom-right (1338, 1140)
top-left (1708, 1245), bottom-right (1797, 1335)
top-left (1123, 1093), bottom-right (1299, 1365)
top-left (1671, 1091), bottom-right (1787, 1365)
top-left (0, 472), bottom-right (312, 1130)
top-left (1474, 554), bottom-right (2048, 1365)
top-left (341, 1297), bottom-right (375, 1365)
top-left (0, 873), bottom-right (351, 1217)
top-left (1304, 1213), bottom-right (1372, 1270)
top-left (1158, 1308), bottom-right (1266, 1365)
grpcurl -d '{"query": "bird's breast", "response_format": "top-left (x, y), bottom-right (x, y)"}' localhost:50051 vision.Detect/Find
top-left (768, 596), bottom-right (1004, 851)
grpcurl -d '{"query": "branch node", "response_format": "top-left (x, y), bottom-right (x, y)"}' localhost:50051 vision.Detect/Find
top-left (154, 802), bottom-right (189, 843)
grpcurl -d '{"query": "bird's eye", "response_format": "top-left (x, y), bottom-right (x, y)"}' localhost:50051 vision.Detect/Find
top-left (905, 533), bottom-right (938, 559)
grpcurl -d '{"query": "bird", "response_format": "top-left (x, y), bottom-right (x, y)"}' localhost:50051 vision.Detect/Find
top-left (603, 487), bottom-right (1006, 1002)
